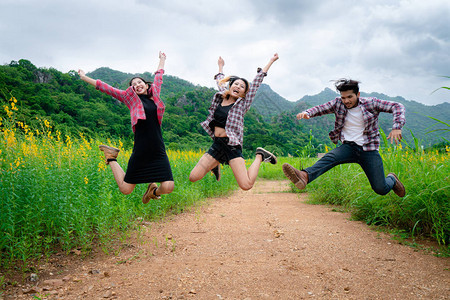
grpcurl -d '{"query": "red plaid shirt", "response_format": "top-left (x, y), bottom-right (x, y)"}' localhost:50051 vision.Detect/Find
top-left (96, 69), bottom-right (165, 133)
top-left (305, 97), bottom-right (406, 151)
top-left (201, 69), bottom-right (267, 146)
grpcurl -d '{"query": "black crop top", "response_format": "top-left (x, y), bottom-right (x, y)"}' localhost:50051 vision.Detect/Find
top-left (209, 103), bottom-right (234, 130)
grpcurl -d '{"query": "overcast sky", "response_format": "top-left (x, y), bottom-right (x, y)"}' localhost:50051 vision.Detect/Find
top-left (1, 0), bottom-right (449, 105)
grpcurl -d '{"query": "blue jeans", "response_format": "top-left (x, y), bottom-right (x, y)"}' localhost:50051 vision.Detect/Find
top-left (304, 142), bottom-right (395, 195)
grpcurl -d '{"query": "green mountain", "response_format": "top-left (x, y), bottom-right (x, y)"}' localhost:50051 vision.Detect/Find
top-left (252, 84), bottom-right (295, 119)
top-left (1, 60), bottom-right (448, 158)
top-left (255, 85), bottom-right (450, 147)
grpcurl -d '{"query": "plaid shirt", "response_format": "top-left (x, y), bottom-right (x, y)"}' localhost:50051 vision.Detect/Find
top-left (96, 69), bottom-right (165, 133)
top-left (201, 69), bottom-right (267, 146)
top-left (305, 97), bottom-right (406, 151)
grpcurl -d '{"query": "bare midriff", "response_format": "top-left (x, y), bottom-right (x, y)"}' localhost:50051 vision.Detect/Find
top-left (214, 127), bottom-right (227, 137)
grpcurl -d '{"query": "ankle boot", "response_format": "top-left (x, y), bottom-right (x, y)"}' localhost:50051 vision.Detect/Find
top-left (99, 145), bottom-right (120, 165)
top-left (282, 163), bottom-right (308, 189)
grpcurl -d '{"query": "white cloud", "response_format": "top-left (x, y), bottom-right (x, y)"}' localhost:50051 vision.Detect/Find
top-left (0, 0), bottom-right (449, 105)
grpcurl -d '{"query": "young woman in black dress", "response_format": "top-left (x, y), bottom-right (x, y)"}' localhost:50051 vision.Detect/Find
top-left (78, 52), bottom-right (174, 204)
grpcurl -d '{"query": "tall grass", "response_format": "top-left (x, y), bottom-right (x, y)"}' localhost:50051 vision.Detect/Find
top-left (258, 135), bottom-right (450, 246)
top-left (1, 92), bottom-right (448, 270)
top-left (0, 96), bottom-right (238, 269)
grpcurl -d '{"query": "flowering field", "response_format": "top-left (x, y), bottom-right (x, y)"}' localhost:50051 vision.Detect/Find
top-left (1, 95), bottom-right (449, 269)
top-left (0, 96), bottom-right (238, 268)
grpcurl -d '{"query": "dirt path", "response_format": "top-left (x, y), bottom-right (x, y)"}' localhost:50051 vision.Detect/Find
top-left (6, 180), bottom-right (449, 299)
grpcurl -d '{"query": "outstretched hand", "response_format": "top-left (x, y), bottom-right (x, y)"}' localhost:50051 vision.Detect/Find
top-left (218, 56), bottom-right (224, 68)
top-left (262, 53), bottom-right (279, 73)
top-left (296, 112), bottom-right (310, 120)
top-left (157, 51), bottom-right (166, 70)
top-left (77, 69), bottom-right (85, 78)
top-left (217, 56), bottom-right (225, 73)
top-left (270, 53), bottom-right (279, 62)
top-left (77, 69), bottom-right (96, 86)
top-left (387, 129), bottom-right (402, 145)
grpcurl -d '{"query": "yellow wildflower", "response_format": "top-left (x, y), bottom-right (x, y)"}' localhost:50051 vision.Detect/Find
top-left (10, 102), bottom-right (18, 111)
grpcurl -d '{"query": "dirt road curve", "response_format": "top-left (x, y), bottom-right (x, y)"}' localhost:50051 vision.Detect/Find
top-left (6, 180), bottom-right (449, 299)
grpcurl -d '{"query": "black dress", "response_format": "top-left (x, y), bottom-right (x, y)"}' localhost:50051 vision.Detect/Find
top-left (124, 95), bottom-right (173, 184)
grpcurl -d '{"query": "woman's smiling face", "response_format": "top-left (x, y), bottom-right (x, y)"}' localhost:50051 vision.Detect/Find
top-left (130, 78), bottom-right (149, 95)
top-left (229, 79), bottom-right (247, 99)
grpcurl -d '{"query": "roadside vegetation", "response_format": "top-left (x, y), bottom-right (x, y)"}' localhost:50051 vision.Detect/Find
top-left (1, 75), bottom-right (448, 274)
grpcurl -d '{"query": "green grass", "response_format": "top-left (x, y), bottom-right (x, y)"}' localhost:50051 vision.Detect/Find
top-left (264, 147), bottom-right (449, 247)
top-left (0, 100), bottom-right (239, 269)
top-left (1, 95), bottom-right (449, 270)
top-left (254, 145), bottom-right (449, 249)
top-left (0, 136), bottom-right (239, 268)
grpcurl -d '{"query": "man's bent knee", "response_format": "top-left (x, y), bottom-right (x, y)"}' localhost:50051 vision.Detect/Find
top-left (372, 186), bottom-right (390, 196)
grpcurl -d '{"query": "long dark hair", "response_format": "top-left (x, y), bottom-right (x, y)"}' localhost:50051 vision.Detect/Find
top-left (129, 76), bottom-right (152, 86)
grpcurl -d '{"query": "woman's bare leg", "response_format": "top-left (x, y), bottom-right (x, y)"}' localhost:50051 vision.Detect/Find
top-left (108, 161), bottom-right (136, 195)
top-left (189, 153), bottom-right (220, 182)
top-left (155, 180), bottom-right (175, 196)
top-left (228, 155), bottom-right (263, 191)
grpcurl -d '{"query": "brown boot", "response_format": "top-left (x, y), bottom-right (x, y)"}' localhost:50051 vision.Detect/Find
top-left (99, 145), bottom-right (120, 165)
top-left (388, 173), bottom-right (405, 197)
top-left (282, 163), bottom-right (308, 189)
top-left (142, 183), bottom-right (160, 204)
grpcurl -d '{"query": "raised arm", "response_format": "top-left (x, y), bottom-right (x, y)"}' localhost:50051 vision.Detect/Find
top-left (261, 53), bottom-right (279, 73)
top-left (215, 56), bottom-right (226, 92)
top-left (157, 51), bottom-right (166, 70)
top-left (303, 98), bottom-right (339, 119)
top-left (78, 69), bottom-right (96, 87)
top-left (241, 53), bottom-right (279, 112)
top-left (78, 69), bottom-right (129, 103)
top-left (218, 56), bottom-right (224, 74)
top-left (151, 51), bottom-right (167, 99)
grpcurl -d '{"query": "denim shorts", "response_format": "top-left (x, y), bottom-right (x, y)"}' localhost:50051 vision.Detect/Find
top-left (207, 137), bottom-right (243, 165)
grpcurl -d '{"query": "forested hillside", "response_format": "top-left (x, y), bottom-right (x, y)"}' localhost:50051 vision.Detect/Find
top-left (1, 59), bottom-right (448, 158)
top-left (254, 86), bottom-right (450, 147)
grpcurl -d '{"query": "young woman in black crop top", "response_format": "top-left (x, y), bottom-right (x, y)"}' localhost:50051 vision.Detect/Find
top-left (189, 54), bottom-right (279, 191)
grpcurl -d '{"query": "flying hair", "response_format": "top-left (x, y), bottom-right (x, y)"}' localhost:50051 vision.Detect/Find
top-left (333, 78), bottom-right (361, 95)
top-left (219, 76), bottom-right (249, 99)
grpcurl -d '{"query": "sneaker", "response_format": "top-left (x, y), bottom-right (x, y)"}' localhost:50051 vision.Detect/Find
top-left (388, 173), bottom-right (405, 197)
top-left (211, 166), bottom-right (221, 181)
top-left (256, 147), bottom-right (277, 164)
top-left (282, 163), bottom-right (308, 189)
top-left (142, 183), bottom-right (160, 204)
top-left (99, 145), bottom-right (120, 165)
